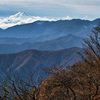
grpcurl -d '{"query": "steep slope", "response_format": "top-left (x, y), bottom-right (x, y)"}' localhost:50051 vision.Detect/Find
top-left (0, 47), bottom-right (82, 77)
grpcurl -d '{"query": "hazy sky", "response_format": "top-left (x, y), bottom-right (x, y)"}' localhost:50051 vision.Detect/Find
top-left (0, 0), bottom-right (100, 19)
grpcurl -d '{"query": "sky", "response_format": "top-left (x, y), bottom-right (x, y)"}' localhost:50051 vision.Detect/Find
top-left (0, 0), bottom-right (100, 20)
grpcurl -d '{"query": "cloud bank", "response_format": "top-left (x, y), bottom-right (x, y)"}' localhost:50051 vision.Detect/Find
top-left (0, 12), bottom-right (72, 29)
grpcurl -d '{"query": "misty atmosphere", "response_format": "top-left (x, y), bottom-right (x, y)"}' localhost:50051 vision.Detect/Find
top-left (0, 0), bottom-right (100, 100)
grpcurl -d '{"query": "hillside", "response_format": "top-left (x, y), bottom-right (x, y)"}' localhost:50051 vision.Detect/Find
top-left (0, 47), bottom-right (82, 77)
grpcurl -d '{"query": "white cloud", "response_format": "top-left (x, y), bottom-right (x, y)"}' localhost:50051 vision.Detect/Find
top-left (0, 12), bottom-right (72, 29)
top-left (62, 16), bottom-right (72, 20)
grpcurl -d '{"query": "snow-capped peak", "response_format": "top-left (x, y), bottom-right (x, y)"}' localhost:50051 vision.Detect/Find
top-left (0, 12), bottom-right (71, 29)
top-left (10, 12), bottom-right (28, 18)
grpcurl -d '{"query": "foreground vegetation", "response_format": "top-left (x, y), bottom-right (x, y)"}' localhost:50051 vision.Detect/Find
top-left (0, 25), bottom-right (100, 100)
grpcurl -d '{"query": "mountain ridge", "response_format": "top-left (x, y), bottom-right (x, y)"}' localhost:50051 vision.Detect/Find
top-left (0, 47), bottom-right (82, 78)
top-left (0, 34), bottom-right (83, 53)
top-left (0, 18), bottom-right (99, 39)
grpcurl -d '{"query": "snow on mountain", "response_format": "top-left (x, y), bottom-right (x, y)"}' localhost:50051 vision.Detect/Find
top-left (11, 12), bottom-right (28, 18)
top-left (0, 12), bottom-right (54, 29)
top-left (0, 12), bottom-right (71, 29)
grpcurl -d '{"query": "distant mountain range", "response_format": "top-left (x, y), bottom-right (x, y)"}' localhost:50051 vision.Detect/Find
top-left (0, 18), bottom-right (99, 39)
top-left (0, 17), bottom-right (99, 80)
top-left (0, 47), bottom-right (82, 78)
top-left (0, 34), bottom-right (83, 54)
top-left (0, 18), bottom-right (99, 53)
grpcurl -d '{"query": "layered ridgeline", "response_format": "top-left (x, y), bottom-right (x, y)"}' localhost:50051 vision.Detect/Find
top-left (0, 47), bottom-right (82, 77)
top-left (0, 34), bottom-right (82, 53)
top-left (0, 18), bottom-right (99, 53)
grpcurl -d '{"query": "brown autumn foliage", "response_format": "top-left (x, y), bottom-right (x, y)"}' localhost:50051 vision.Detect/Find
top-left (38, 60), bottom-right (100, 100)
top-left (38, 25), bottom-right (100, 100)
